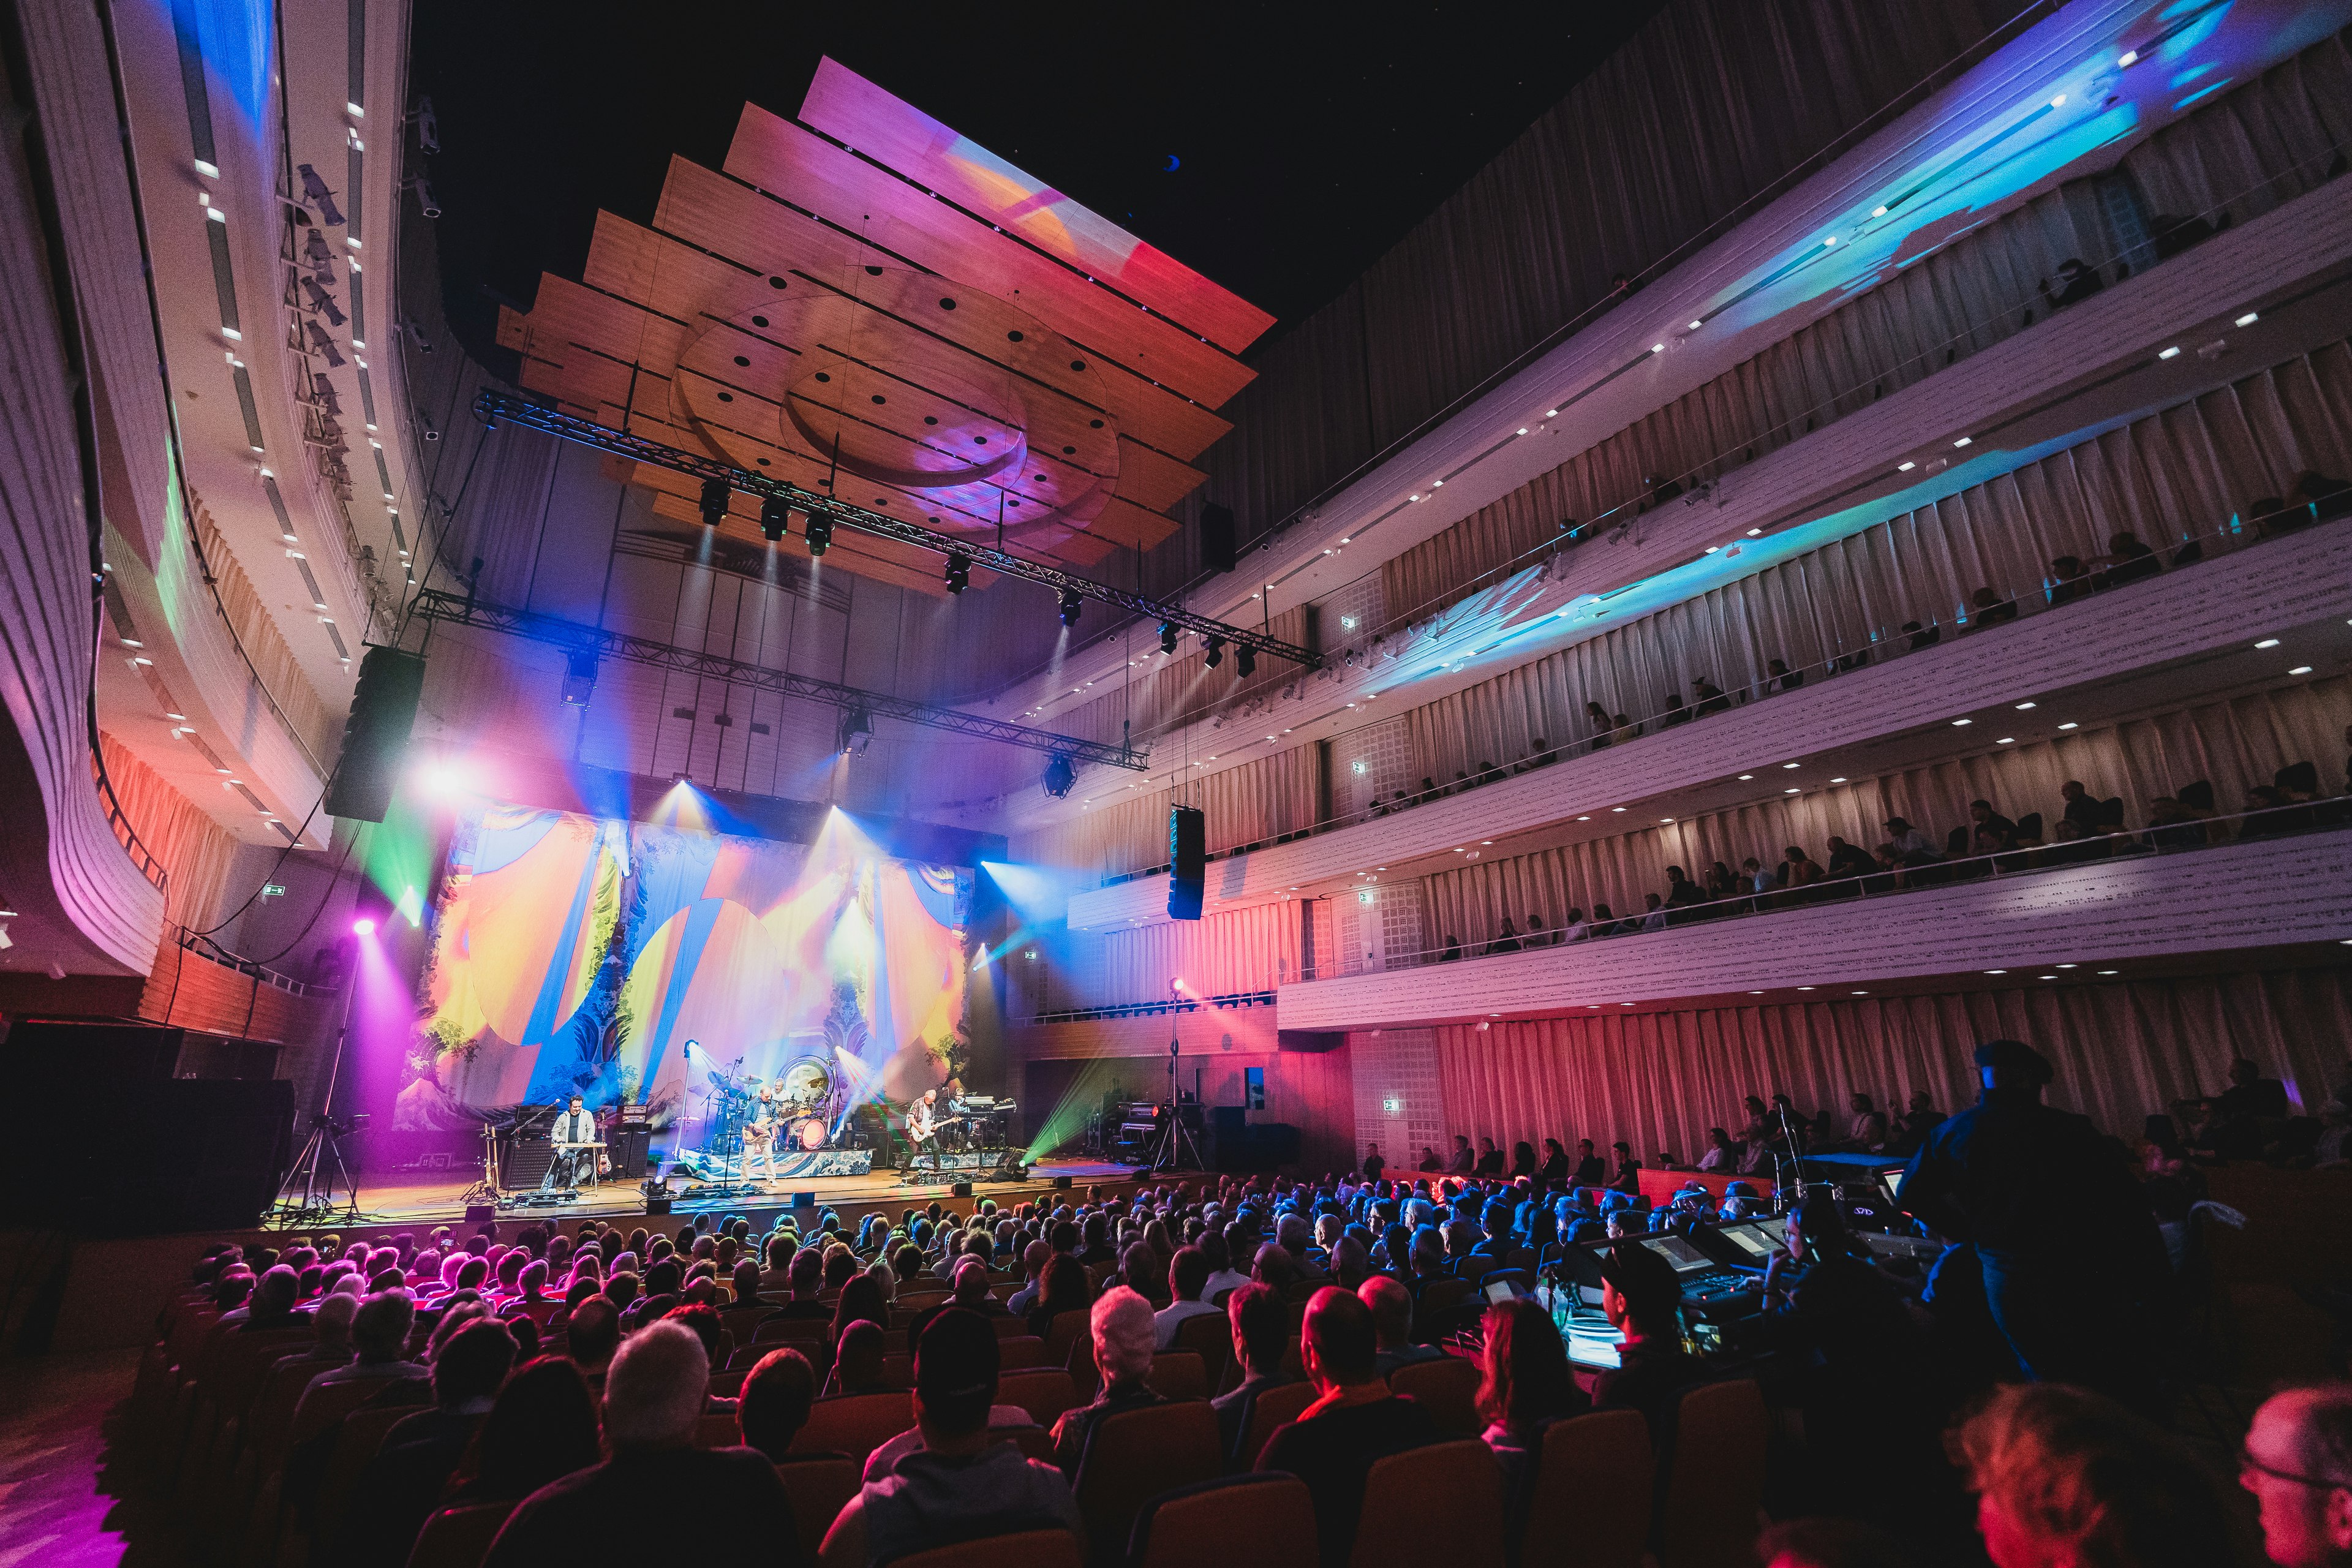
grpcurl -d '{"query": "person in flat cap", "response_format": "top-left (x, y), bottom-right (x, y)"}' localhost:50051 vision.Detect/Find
top-left (1898, 1039), bottom-right (2168, 1409)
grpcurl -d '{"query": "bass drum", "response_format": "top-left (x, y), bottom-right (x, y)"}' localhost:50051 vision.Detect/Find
top-left (792, 1115), bottom-right (830, 1152)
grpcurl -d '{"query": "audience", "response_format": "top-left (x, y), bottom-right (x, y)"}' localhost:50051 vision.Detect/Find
top-left (1049, 1287), bottom-right (1165, 1477)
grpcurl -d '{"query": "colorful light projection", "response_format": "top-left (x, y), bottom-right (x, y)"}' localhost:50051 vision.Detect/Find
top-left (394, 796), bottom-right (975, 1138)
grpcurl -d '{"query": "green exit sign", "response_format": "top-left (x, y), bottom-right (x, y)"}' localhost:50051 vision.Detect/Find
top-left (260, 883), bottom-right (287, 899)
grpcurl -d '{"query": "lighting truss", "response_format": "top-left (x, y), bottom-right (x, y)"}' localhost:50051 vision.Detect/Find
top-left (473, 391), bottom-right (1320, 669)
top-left (405, 587), bottom-right (1148, 771)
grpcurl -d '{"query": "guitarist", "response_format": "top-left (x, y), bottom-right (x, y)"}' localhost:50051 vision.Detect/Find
top-left (744, 1085), bottom-right (778, 1186)
top-left (902, 1087), bottom-right (943, 1177)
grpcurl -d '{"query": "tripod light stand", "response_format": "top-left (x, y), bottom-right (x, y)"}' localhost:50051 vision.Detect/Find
top-left (1144, 1033), bottom-right (1202, 1173)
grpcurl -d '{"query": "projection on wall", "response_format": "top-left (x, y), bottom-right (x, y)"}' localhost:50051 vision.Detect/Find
top-left (395, 801), bottom-right (974, 1140)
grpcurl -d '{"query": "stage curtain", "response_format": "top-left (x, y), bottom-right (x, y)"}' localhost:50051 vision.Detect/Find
top-left (1416, 674), bottom-right (2352, 957)
top-left (1404, 339), bottom-right (2352, 788)
top-left (1379, 29), bottom-right (2352, 625)
top-left (96, 732), bottom-right (242, 931)
top-left (1203, 0), bottom-right (2005, 537)
top-left (1432, 968), bottom-right (2352, 1156)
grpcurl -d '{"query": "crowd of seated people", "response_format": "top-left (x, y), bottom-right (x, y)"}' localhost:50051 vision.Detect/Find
top-left (1428, 753), bottom-right (2351, 963)
top-left (135, 1078), bottom-right (2352, 1568)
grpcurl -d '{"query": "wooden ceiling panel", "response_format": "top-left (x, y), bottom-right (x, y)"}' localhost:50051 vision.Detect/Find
top-left (580, 206), bottom-right (753, 330)
top-left (653, 159), bottom-right (1233, 462)
top-left (724, 105), bottom-right (1255, 410)
top-left (799, 58), bottom-right (1275, 356)
top-left (1109, 439), bottom-right (1204, 514)
top-left (1087, 496), bottom-right (1184, 552)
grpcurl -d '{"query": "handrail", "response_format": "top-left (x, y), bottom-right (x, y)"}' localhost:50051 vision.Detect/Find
top-left (1363, 799), bottom-right (2351, 974)
top-left (1086, 492), bottom-right (2343, 885)
top-left (172, 925), bottom-right (332, 997)
top-left (89, 751), bottom-right (168, 892)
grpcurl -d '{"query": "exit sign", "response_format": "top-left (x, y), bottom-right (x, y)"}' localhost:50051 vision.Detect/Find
top-left (1382, 1096), bottom-right (1401, 1115)
top-left (260, 883), bottom-right (287, 899)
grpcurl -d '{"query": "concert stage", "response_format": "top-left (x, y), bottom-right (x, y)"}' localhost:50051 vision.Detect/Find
top-left (289, 1156), bottom-right (1164, 1235)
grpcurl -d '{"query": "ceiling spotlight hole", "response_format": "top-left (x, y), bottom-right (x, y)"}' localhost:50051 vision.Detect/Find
top-left (1069, 359), bottom-right (1086, 371)
top-left (751, 315), bottom-right (769, 328)
top-left (973, 435), bottom-right (988, 445)
top-left (1062, 445), bottom-right (1076, 454)
top-left (875, 497), bottom-right (889, 505)
top-left (733, 355), bottom-right (750, 367)
top-left (766, 276), bottom-right (786, 289)
top-left (864, 264), bottom-right (883, 276)
top-left (1006, 330), bottom-right (1025, 343)
top-left (923, 415), bottom-right (938, 425)
top-left (870, 394), bottom-right (886, 405)
top-left (717, 391), bottom-right (734, 402)
top-left (756, 458), bottom-right (771, 466)
top-left (813, 371), bottom-right (831, 383)
top-left (938, 297), bottom-right (957, 310)
top-left (1088, 418), bottom-right (1104, 428)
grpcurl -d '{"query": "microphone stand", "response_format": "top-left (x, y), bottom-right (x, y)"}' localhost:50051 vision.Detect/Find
top-left (1771, 1101), bottom-right (1810, 1212)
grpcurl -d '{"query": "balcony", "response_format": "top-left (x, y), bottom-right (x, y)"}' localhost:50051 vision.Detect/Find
top-left (1276, 824), bottom-right (2352, 1030)
top-left (1070, 516), bottom-right (2352, 930)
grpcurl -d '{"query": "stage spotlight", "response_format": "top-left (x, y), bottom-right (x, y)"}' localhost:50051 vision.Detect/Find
top-left (351, 916), bottom-right (377, 937)
top-left (1235, 644), bottom-right (1256, 679)
top-left (1058, 587), bottom-right (1083, 627)
top-left (759, 495), bottom-right (790, 541)
top-left (1202, 636), bottom-right (1225, 669)
top-left (804, 513), bottom-right (834, 556)
top-left (560, 646), bottom-right (598, 707)
top-left (944, 550), bottom-right (971, 594)
top-left (1041, 753), bottom-right (1076, 798)
top-left (698, 478), bottom-right (729, 527)
top-left (838, 707), bottom-right (873, 756)
top-left (1158, 621), bottom-right (1179, 655)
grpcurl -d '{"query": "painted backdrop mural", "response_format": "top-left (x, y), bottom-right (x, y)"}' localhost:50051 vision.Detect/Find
top-left (395, 801), bottom-right (973, 1140)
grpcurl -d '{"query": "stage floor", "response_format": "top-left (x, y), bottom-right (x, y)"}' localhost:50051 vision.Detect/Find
top-left (281, 1157), bottom-right (1163, 1234)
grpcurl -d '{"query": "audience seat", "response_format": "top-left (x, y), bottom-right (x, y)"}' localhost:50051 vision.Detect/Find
top-left (998, 1368), bottom-right (1082, 1429)
top-left (989, 1314), bottom-right (1028, 1336)
top-left (1042, 1313), bottom-right (1087, 1372)
top-left (1349, 1439), bottom-right (1504, 1568)
top-left (403, 1501), bottom-right (517, 1568)
top-left (1235, 1381), bottom-right (1316, 1470)
top-left (1006, 1425), bottom-right (1056, 1463)
top-left (1388, 1356), bottom-right (1481, 1436)
top-left (1657, 1380), bottom-right (1768, 1568)
top-left (880, 1352), bottom-right (914, 1390)
top-left (695, 1411), bottom-right (745, 1448)
top-left (996, 1335), bottom-right (1047, 1369)
top-left (1147, 1351), bottom-right (1206, 1401)
top-left (1128, 1472), bottom-right (1316, 1568)
top-left (1520, 1409), bottom-right (1654, 1568)
top-left (791, 1390), bottom-right (914, 1466)
top-left (1173, 1312), bottom-right (1231, 1391)
top-left (774, 1453), bottom-right (861, 1561)
top-left (287, 1375), bottom-right (403, 1451)
top-left (1072, 1400), bottom-right (1223, 1566)
top-left (311, 1403), bottom-right (421, 1544)
top-left (885, 1526), bottom-right (1082, 1568)
top-left (755, 1317), bottom-right (831, 1344)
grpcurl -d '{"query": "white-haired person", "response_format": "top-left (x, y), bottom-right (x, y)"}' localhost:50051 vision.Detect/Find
top-left (483, 1319), bottom-right (801, 1564)
top-left (1047, 1286), bottom-right (1166, 1478)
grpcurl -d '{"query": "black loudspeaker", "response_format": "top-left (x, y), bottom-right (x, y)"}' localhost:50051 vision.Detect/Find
top-left (951, 1181), bottom-right (973, 1197)
top-left (791, 1191), bottom-right (817, 1208)
top-left (500, 1139), bottom-right (554, 1191)
top-left (323, 645), bottom-right (427, 822)
top-left (1168, 805), bottom-right (1205, 921)
top-left (464, 1204), bottom-right (496, 1224)
top-left (608, 1123), bottom-right (654, 1177)
top-left (1199, 502), bottom-right (1236, 574)
top-left (1052, 1175), bottom-right (1073, 1190)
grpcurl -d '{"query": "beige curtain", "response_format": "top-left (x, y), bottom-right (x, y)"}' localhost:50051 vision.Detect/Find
top-left (97, 733), bottom-right (243, 931)
top-left (1084, 901), bottom-right (1307, 1008)
top-left (194, 510), bottom-right (335, 758)
top-left (1405, 340), bottom-right (2352, 786)
top-left (1205, 0), bottom-right (2003, 535)
top-left (1043, 606), bottom-right (1311, 750)
top-left (1382, 29), bottom-right (2352, 624)
top-left (1012, 741), bottom-right (1321, 878)
top-left (1434, 968), bottom-right (2352, 1155)
top-left (1417, 675), bottom-right (2352, 957)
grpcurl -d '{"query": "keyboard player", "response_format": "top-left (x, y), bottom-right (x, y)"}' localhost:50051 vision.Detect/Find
top-left (543, 1092), bottom-right (606, 1190)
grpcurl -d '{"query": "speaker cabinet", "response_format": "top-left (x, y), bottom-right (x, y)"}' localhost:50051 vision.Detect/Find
top-left (1199, 502), bottom-right (1235, 574)
top-left (1168, 805), bottom-right (1205, 921)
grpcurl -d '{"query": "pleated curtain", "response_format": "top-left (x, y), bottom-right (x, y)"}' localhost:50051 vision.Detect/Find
top-left (97, 732), bottom-right (243, 932)
top-left (1433, 968), bottom-right (2352, 1152)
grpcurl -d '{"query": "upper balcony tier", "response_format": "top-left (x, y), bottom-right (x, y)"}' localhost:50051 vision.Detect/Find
top-left (1069, 514), bottom-right (2352, 931)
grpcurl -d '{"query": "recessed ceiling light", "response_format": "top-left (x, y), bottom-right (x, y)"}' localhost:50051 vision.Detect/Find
top-left (1660, 817), bottom-right (1675, 824)
top-left (1954, 436), bottom-right (1972, 448)
top-left (1480, 840), bottom-right (1493, 846)
top-left (2117, 48), bottom-right (2137, 66)
top-left (1997, 737), bottom-right (2015, 744)
top-left (1689, 320), bottom-right (1703, 331)
top-left (1651, 342), bottom-right (1665, 353)
top-left (1783, 763), bottom-right (1799, 769)
top-left (1984, 970), bottom-right (2006, 975)
top-left (1611, 807), bottom-right (1626, 813)
top-left (1544, 409), bottom-right (1558, 418)
top-left (2056, 963), bottom-right (2077, 969)
top-left (1748, 990), bottom-right (1763, 995)
top-left (1576, 814), bottom-right (1590, 821)
top-left (2158, 346), bottom-right (2181, 360)
top-left (1872, 203), bottom-right (1889, 217)
top-left (2057, 722), bottom-right (2078, 730)
top-left (2256, 635), bottom-right (2284, 649)
top-left (2015, 701), bottom-right (2037, 710)
top-left (1830, 776), bottom-right (1847, 783)
top-left (2236, 312), bottom-right (2260, 326)
top-left (1738, 774), bottom-right (1754, 781)
top-left (1953, 718), bottom-right (1973, 726)
top-left (1897, 461), bottom-right (1915, 472)
top-left (2097, 969), bottom-right (2119, 975)
top-left (1746, 527), bottom-right (1762, 537)
top-left (1785, 788), bottom-right (1800, 794)
top-left (1850, 990), bottom-right (1868, 996)
top-left (1516, 428), bottom-right (1528, 435)
top-left (2040, 974), bottom-right (2059, 980)
top-left (1705, 546), bottom-right (1719, 554)
top-left (2290, 666), bottom-right (2313, 676)
top-left (1822, 235), bottom-right (1838, 247)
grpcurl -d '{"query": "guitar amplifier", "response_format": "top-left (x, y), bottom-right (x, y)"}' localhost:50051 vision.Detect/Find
top-left (608, 1123), bottom-right (653, 1177)
top-left (500, 1138), bottom-right (554, 1191)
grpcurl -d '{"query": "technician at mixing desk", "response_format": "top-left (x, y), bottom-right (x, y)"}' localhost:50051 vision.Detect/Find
top-left (1898, 1038), bottom-right (2170, 1408)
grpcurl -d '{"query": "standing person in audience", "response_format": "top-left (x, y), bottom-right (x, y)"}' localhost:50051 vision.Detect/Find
top-left (1049, 1287), bottom-right (1166, 1477)
top-left (1360, 1142), bottom-right (1385, 1182)
top-left (1478, 1296), bottom-right (1591, 1553)
top-left (2239, 1384), bottom-right (2352, 1568)
top-left (1900, 1039), bottom-right (2169, 1408)
top-left (1212, 1282), bottom-right (1298, 1466)
top-left (823, 1309), bottom-right (1082, 1563)
top-left (1954, 1382), bottom-right (2231, 1568)
top-left (1257, 1288), bottom-right (1442, 1568)
top-left (1589, 1243), bottom-right (1697, 1446)
top-left (484, 1321), bottom-right (801, 1564)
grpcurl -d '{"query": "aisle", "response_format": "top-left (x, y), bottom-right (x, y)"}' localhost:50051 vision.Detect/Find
top-left (0, 1348), bottom-right (168, 1568)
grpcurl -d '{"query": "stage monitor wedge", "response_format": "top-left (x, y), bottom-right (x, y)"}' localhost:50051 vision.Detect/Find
top-left (325, 646), bottom-right (427, 822)
top-left (1168, 805), bottom-right (1204, 920)
top-left (1199, 502), bottom-right (1236, 575)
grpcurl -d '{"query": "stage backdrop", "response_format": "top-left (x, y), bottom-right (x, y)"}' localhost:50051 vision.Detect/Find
top-left (395, 801), bottom-right (974, 1140)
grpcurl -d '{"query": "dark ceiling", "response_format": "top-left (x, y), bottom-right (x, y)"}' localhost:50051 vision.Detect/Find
top-left (409, 1), bottom-right (1662, 377)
